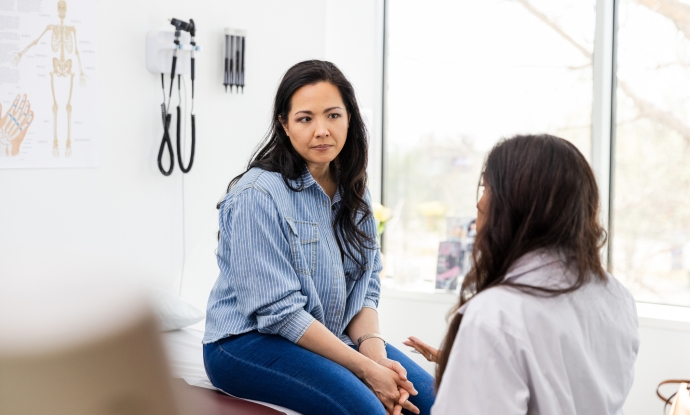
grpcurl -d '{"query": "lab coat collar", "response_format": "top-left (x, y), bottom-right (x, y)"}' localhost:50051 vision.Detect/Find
top-left (502, 249), bottom-right (564, 282)
top-left (457, 249), bottom-right (564, 315)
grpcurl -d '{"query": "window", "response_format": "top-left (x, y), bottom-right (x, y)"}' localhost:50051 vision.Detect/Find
top-left (383, 0), bottom-right (596, 291)
top-left (611, 0), bottom-right (690, 306)
top-left (383, 0), bottom-right (690, 307)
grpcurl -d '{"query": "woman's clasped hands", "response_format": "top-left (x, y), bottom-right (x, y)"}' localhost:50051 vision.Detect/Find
top-left (361, 357), bottom-right (420, 415)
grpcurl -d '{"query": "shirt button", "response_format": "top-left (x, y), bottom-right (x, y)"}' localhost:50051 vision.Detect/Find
top-left (323, 201), bottom-right (327, 207)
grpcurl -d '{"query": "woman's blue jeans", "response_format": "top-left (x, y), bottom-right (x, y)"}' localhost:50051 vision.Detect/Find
top-left (203, 331), bottom-right (435, 415)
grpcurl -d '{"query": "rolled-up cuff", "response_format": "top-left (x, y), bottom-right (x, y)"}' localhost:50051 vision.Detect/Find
top-left (362, 297), bottom-right (379, 311)
top-left (278, 309), bottom-right (316, 343)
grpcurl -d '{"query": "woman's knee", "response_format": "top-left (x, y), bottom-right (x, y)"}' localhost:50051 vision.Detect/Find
top-left (203, 335), bottom-right (387, 415)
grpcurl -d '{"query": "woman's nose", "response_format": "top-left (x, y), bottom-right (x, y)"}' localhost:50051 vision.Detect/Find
top-left (314, 118), bottom-right (330, 138)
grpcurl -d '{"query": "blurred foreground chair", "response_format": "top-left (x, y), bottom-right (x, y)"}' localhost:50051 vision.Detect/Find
top-left (0, 279), bottom-right (284, 415)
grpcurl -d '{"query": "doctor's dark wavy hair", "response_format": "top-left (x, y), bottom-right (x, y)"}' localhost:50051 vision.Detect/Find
top-left (219, 60), bottom-right (374, 273)
top-left (435, 134), bottom-right (608, 389)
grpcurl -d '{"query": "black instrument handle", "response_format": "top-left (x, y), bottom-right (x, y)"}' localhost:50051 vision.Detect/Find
top-left (241, 36), bottom-right (245, 88)
top-left (169, 55), bottom-right (178, 98)
top-left (191, 57), bottom-right (195, 82)
top-left (191, 58), bottom-right (195, 99)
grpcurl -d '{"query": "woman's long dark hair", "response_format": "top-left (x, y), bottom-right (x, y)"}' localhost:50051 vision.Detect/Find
top-left (219, 60), bottom-right (374, 272)
top-left (435, 134), bottom-right (607, 388)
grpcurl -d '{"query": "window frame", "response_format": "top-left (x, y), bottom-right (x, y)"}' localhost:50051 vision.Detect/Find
top-left (378, 0), bottom-right (690, 317)
top-left (590, 0), bottom-right (618, 270)
top-left (379, 0), bottom-right (616, 269)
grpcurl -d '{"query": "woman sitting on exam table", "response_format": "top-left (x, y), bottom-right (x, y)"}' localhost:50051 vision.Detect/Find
top-left (203, 60), bottom-right (434, 415)
top-left (405, 135), bottom-right (640, 415)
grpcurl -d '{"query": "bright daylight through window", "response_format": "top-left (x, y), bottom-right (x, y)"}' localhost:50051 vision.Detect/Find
top-left (383, 0), bottom-right (595, 292)
top-left (384, 0), bottom-right (690, 306)
top-left (611, 0), bottom-right (690, 307)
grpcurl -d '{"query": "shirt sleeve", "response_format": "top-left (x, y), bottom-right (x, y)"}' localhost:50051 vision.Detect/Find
top-left (217, 187), bottom-right (314, 343)
top-left (432, 312), bottom-right (530, 415)
top-left (362, 248), bottom-right (382, 310)
top-left (362, 189), bottom-right (382, 310)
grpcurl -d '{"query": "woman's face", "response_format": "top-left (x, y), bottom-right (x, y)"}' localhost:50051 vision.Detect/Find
top-left (281, 82), bottom-right (349, 169)
top-left (476, 183), bottom-right (490, 232)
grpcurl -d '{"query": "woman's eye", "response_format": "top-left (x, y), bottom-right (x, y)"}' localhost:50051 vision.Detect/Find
top-left (329, 113), bottom-right (341, 119)
top-left (298, 117), bottom-right (311, 123)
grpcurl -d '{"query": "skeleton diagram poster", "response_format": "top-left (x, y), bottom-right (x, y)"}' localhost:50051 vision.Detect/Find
top-left (0, 0), bottom-right (98, 168)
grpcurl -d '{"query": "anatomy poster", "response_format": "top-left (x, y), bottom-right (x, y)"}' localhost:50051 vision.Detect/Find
top-left (0, 0), bottom-right (98, 168)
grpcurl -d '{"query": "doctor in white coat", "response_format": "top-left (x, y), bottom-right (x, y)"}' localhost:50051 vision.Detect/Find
top-left (406, 134), bottom-right (639, 415)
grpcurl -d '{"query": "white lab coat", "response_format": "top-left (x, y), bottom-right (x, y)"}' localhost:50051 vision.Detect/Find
top-left (432, 250), bottom-right (639, 415)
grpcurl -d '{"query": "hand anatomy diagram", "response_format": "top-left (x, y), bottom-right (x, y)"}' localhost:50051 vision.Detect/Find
top-left (0, 95), bottom-right (34, 157)
top-left (11, 0), bottom-right (87, 158)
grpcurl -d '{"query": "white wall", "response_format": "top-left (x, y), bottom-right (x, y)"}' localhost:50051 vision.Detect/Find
top-left (624, 317), bottom-right (690, 414)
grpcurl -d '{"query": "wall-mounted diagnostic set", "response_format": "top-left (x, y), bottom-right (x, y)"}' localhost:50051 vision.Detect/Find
top-left (146, 18), bottom-right (201, 176)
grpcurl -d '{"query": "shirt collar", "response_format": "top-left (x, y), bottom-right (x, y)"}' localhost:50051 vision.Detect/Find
top-left (289, 168), bottom-right (343, 205)
top-left (287, 168), bottom-right (317, 189)
top-left (332, 187), bottom-right (342, 205)
top-left (457, 249), bottom-right (564, 315)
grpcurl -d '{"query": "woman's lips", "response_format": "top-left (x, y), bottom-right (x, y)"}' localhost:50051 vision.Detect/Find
top-left (312, 145), bottom-right (333, 151)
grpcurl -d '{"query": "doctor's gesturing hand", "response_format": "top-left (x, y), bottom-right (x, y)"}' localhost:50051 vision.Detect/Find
top-left (404, 337), bottom-right (440, 364)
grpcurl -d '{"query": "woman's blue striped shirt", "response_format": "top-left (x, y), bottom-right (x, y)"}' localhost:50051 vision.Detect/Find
top-left (203, 167), bottom-right (382, 345)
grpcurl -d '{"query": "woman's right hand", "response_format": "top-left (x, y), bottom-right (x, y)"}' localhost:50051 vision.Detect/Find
top-left (403, 336), bottom-right (440, 363)
top-left (361, 360), bottom-right (419, 415)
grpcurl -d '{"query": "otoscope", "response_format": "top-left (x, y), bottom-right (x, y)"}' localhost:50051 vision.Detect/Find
top-left (168, 18), bottom-right (192, 105)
